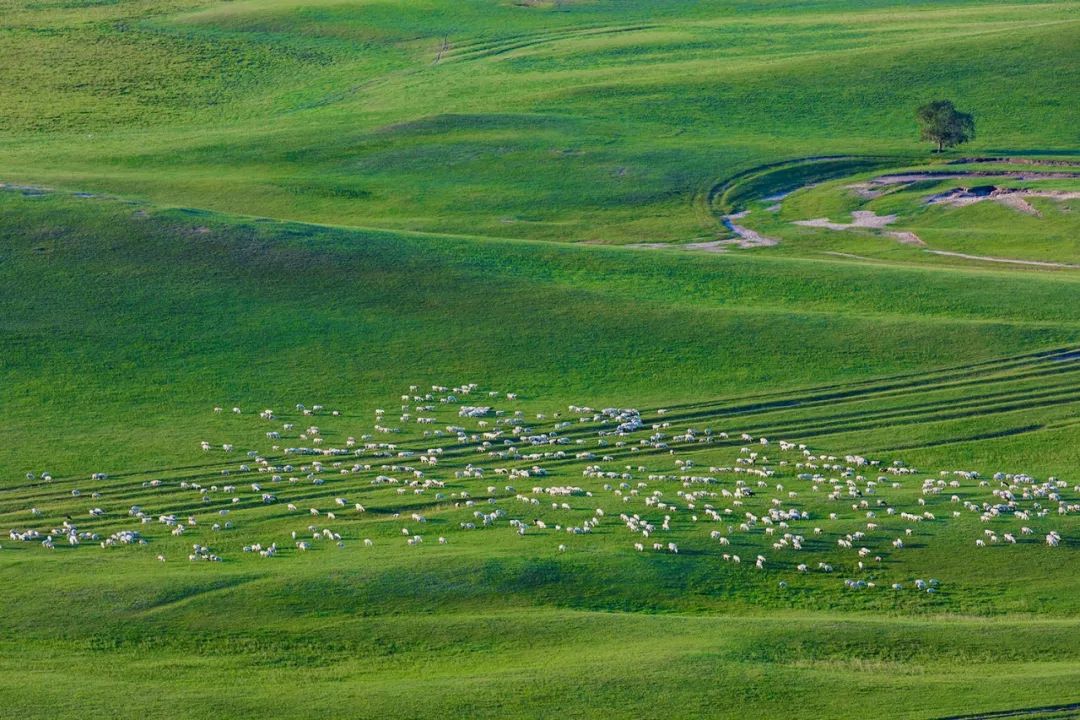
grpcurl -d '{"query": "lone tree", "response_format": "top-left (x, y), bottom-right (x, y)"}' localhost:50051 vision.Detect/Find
top-left (916, 99), bottom-right (975, 152)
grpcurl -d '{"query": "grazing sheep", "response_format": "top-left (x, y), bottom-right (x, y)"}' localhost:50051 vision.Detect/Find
top-left (20, 385), bottom-right (1078, 616)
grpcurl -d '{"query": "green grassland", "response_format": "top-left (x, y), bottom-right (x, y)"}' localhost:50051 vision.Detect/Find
top-left (0, 0), bottom-right (1078, 245)
top-left (2, 187), bottom-right (1079, 719)
top-left (2, 0), bottom-right (1080, 718)
top-left (4, 188), bottom-right (1080, 474)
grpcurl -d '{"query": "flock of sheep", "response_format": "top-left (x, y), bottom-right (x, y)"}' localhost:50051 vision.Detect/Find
top-left (6, 383), bottom-right (1075, 593)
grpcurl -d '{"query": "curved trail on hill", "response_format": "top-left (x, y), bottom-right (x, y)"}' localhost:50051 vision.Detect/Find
top-left (933, 702), bottom-right (1080, 720)
top-left (925, 250), bottom-right (1080, 269)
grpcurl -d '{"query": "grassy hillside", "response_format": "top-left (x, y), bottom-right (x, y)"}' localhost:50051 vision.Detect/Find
top-left (2, 1), bottom-right (1079, 718)
top-left (0, 0), bottom-right (1077, 243)
top-left (0, 195), bottom-right (1077, 714)
top-left (3, 188), bottom-right (1078, 476)
top-left (0, 192), bottom-right (1077, 716)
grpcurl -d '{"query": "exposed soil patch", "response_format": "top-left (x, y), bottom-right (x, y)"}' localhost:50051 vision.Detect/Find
top-left (793, 210), bottom-right (897, 230)
top-left (792, 211), bottom-right (925, 246)
top-left (993, 193), bottom-right (1041, 216)
top-left (927, 186), bottom-right (1080, 216)
top-left (887, 231), bottom-right (925, 246)
top-left (847, 181), bottom-right (892, 199)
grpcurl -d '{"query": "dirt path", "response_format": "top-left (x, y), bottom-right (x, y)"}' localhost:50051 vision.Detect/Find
top-left (926, 250), bottom-right (1080, 269)
top-left (822, 251), bottom-right (878, 261)
top-left (873, 171), bottom-right (1080, 185)
top-left (629, 210), bottom-right (778, 253)
top-left (721, 211), bottom-right (779, 248)
top-left (933, 702), bottom-right (1080, 720)
top-left (887, 230), bottom-right (925, 246)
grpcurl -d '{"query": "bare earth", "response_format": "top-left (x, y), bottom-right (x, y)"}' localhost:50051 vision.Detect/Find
top-left (792, 211), bottom-right (927, 246)
top-left (794, 210), bottom-right (898, 230)
top-left (927, 187), bottom-right (1080, 216)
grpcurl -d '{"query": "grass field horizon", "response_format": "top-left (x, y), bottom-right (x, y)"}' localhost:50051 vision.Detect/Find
top-left (1, 0), bottom-right (1078, 717)
top-left (2, 0), bottom-right (1078, 244)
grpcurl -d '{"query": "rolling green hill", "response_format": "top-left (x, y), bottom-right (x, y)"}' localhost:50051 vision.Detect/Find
top-left (1, 0), bottom-right (1077, 244)
top-left (1, 1), bottom-right (1078, 718)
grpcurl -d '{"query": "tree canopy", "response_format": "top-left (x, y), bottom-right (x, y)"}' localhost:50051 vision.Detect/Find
top-left (916, 100), bottom-right (975, 152)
